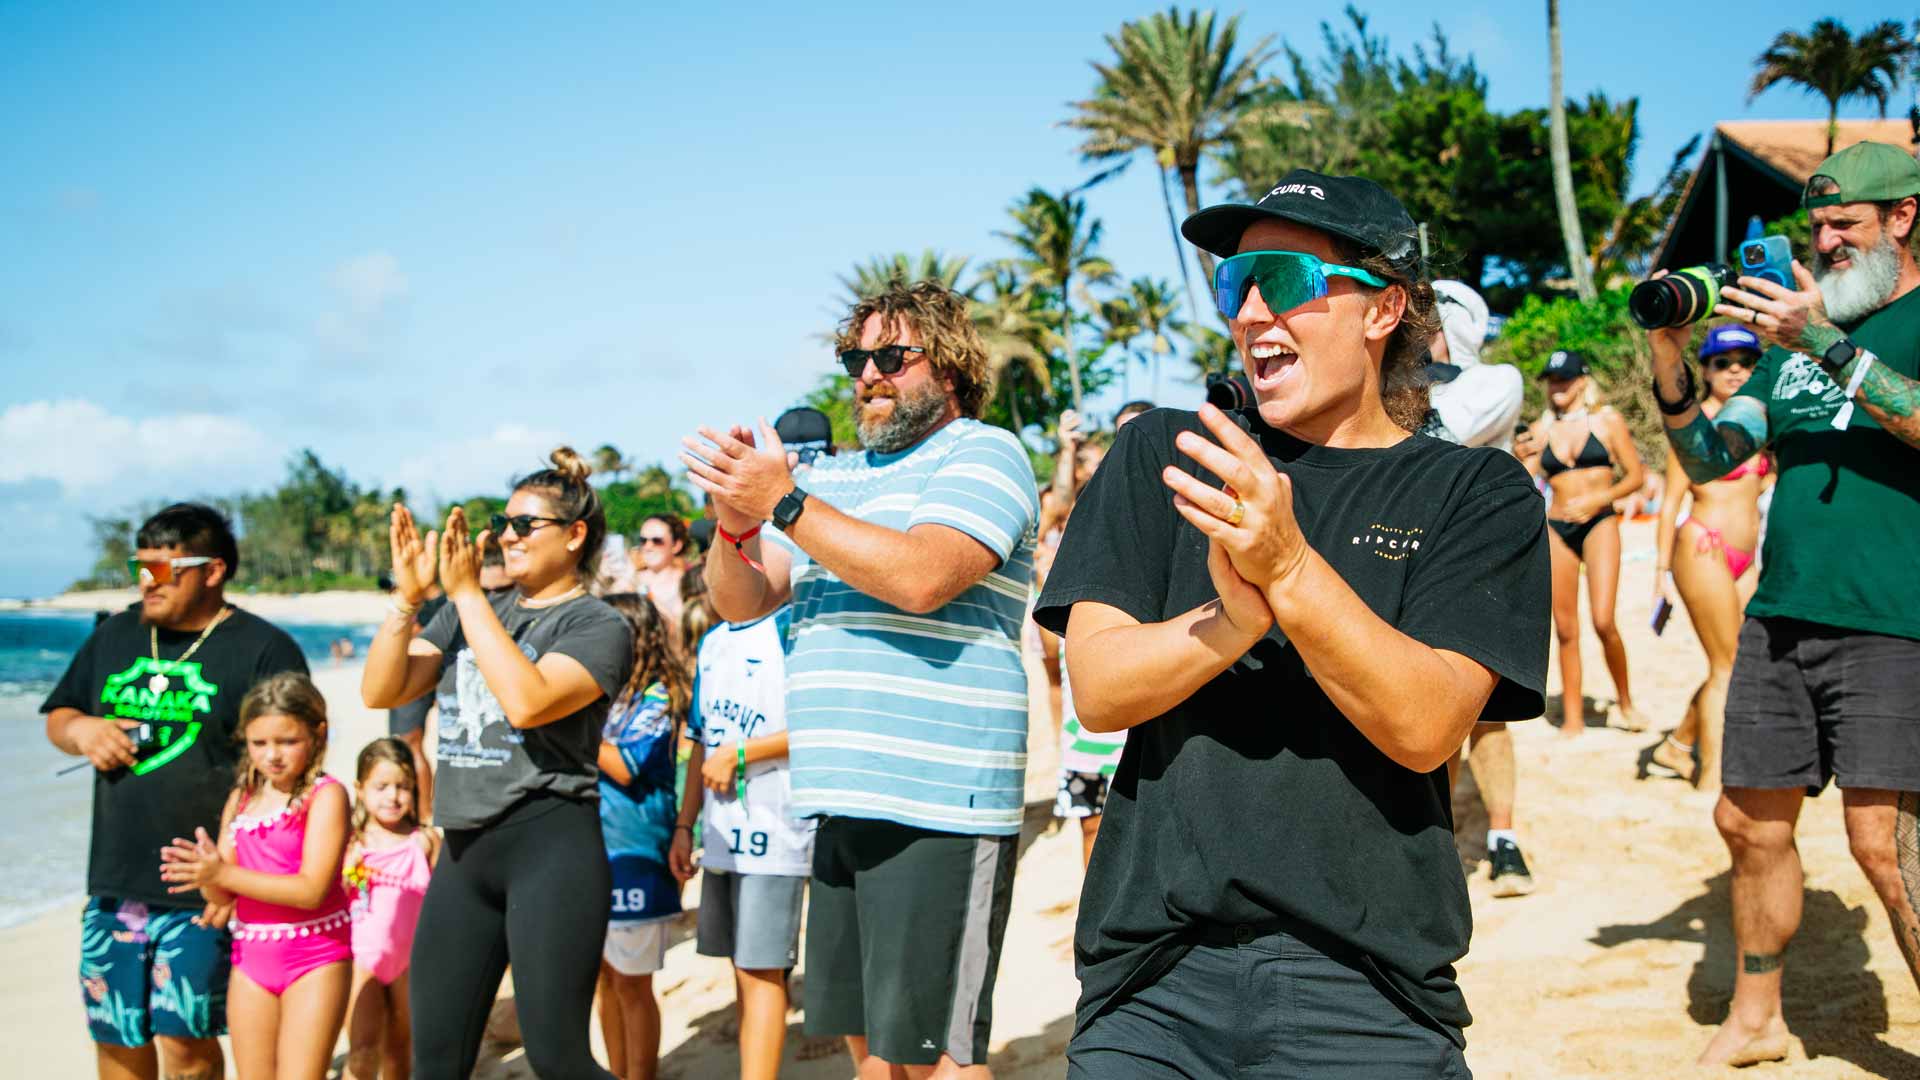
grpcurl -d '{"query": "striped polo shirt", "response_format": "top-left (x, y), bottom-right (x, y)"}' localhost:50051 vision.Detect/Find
top-left (771, 417), bottom-right (1039, 836)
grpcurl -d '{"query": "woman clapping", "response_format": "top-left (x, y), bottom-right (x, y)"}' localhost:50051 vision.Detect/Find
top-left (362, 447), bottom-right (634, 1080)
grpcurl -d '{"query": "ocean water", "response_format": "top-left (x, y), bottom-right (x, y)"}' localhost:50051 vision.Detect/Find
top-left (0, 608), bottom-right (376, 927)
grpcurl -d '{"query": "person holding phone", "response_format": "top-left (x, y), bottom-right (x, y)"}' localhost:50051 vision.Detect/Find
top-left (1037, 170), bottom-right (1549, 1075)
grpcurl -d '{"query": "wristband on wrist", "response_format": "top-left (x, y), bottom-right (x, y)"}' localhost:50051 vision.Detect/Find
top-left (736, 742), bottom-right (749, 810)
top-left (1652, 363), bottom-right (1697, 416)
top-left (1831, 348), bottom-right (1876, 430)
top-left (714, 523), bottom-right (766, 573)
top-left (389, 595), bottom-right (419, 619)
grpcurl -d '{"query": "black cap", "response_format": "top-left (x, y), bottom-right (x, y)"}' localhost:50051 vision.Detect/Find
top-left (1181, 169), bottom-right (1420, 268)
top-left (1538, 350), bottom-right (1589, 380)
top-left (775, 406), bottom-right (833, 447)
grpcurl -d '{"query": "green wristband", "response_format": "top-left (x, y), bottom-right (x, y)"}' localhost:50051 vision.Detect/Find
top-left (736, 742), bottom-right (748, 809)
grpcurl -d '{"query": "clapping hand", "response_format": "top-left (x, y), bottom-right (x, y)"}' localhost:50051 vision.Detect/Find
top-left (158, 828), bottom-right (225, 894)
top-left (1161, 404), bottom-right (1309, 592)
top-left (681, 420), bottom-right (796, 531)
top-left (438, 507), bottom-right (485, 600)
top-left (388, 504), bottom-right (439, 605)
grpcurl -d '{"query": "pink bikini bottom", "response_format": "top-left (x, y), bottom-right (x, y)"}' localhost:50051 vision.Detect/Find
top-left (1684, 518), bottom-right (1754, 580)
top-left (231, 910), bottom-right (352, 996)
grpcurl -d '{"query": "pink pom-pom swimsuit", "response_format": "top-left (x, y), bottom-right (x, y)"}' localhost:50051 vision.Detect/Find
top-left (228, 775), bottom-right (352, 996)
top-left (349, 833), bottom-right (432, 984)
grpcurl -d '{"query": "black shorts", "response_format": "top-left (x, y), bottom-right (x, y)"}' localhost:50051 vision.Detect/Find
top-left (1068, 923), bottom-right (1468, 1078)
top-left (803, 816), bottom-right (1016, 1067)
top-left (1723, 616), bottom-right (1920, 794)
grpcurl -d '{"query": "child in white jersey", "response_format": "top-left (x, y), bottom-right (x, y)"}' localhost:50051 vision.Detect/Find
top-left (669, 606), bottom-right (813, 1080)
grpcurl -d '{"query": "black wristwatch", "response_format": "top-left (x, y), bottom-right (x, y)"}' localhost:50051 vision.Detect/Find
top-left (1819, 337), bottom-right (1858, 376)
top-left (771, 485), bottom-right (808, 531)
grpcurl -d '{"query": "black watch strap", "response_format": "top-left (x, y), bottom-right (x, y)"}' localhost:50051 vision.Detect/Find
top-left (1653, 363), bottom-right (1698, 417)
top-left (771, 486), bottom-right (808, 531)
top-left (1819, 337), bottom-right (1858, 376)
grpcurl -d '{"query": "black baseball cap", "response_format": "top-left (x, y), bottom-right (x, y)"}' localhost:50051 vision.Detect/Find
top-left (1181, 169), bottom-right (1420, 268)
top-left (1538, 350), bottom-right (1589, 380)
top-left (775, 406), bottom-right (833, 447)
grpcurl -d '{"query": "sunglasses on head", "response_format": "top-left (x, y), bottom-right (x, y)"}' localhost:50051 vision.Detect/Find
top-left (489, 513), bottom-right (571, 538)
top-left (836, 344), bottom-right (927, 378)
top-left (1213, 250), bottom-right (1390, 320)
top-left (1707, 354), bottom-right (1755, 372)
top-left (128, 556), bottom-right (215, 586)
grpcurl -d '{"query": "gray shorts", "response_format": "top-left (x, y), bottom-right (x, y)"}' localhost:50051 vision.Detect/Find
top-left (1724, 617), bottom-right (1920, 794)
top-left (696, 869), bottom-right (804, 971)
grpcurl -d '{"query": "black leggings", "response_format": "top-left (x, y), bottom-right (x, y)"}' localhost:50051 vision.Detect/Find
top-left (410, 794), bottom-right (614, 1079)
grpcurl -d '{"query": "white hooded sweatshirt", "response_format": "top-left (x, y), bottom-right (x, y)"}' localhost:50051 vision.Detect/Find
top-left (1428, 280), bottom-right (1523, 452)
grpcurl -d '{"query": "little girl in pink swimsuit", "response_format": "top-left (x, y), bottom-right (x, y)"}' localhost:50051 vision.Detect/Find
top-left (160, 672), bottom-right (352, 1080)
top-left (343, 737), bottom-right (438, 1080)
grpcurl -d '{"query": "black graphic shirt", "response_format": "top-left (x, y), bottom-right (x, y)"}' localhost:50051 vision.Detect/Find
top-left (1034, 408), bottom-right (1549, 1044)
top-left (43, 606), bottom-right (308, 908)
top-left (421, 591), bottom-right (634, 830)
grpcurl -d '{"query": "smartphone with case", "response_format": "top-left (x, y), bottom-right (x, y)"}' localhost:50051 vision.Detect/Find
top-left (1650, 595), bottom-right (1673, 636)
top-left (1737, 235), bottom-right (1794, 290)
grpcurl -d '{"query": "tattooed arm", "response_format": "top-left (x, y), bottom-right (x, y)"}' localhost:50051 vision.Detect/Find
top-left (1822, 340), bottom-right (1920, 449)
top-left (1647, 322), bottom-right (1772, 484)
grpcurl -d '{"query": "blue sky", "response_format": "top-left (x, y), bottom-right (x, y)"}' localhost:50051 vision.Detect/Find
top-left (2, 1), bottom-right (1910, 597)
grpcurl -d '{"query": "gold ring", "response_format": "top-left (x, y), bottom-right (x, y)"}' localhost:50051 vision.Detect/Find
top-left (1226, 499), bottom-right (1246, 526)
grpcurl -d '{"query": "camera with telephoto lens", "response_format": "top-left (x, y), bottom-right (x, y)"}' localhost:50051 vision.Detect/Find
top-left (1629, 264), bottom-right (1734, 329)
top-left (1204, 372), bottom-right (1254, 411)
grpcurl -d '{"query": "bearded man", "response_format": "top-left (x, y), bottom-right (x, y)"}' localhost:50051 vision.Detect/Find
top-left (1646, 141), bottom-right (1920, 1067)
top-left (683, 279), bottom-right (1039, 1079)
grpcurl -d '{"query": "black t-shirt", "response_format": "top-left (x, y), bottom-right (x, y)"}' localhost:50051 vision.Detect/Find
top-left (41, 605), bottom-right (309, 908)
top-left (1034, 408), bottom-right (1549, 1043)
top-left (421, 591), bottom-right (634, 830)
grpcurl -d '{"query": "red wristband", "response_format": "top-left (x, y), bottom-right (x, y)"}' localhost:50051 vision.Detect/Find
top-left (714, 523), bottom-right (765, 572)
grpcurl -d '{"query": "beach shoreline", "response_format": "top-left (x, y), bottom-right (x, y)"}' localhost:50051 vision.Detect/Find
top-left (2, 588), bottom-right (391, 625)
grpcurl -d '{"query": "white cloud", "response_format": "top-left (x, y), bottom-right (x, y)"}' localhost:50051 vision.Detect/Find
top-left (0, 398), bottom-right (279, 498)
top-left (314, 251), bottom-right (410, 354)
top-left (388, 423), bottom-right (570, 503)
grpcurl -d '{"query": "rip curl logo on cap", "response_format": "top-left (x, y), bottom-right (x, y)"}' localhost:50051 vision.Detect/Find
top-left (1264, 183), bottom-right (1326, 201)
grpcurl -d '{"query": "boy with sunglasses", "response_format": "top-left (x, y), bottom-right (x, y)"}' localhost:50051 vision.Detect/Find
top-left (42, 502), bottom-right (307, 1079)
top-left (686, 279), bottom-right (1038, 1078)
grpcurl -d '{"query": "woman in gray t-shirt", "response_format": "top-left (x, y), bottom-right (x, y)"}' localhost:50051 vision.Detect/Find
top-left (364, 446), bottom-right (634, 1079)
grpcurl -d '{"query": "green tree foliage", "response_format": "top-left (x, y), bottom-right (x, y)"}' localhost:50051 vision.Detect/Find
top-left (837, 250), bottom-right (973, 307)
top-left (1219, 9), bottom-right (1647, 297)
top-left (999, 186), bottom-right (1119, 410)
top-left (1750, 18), bottom-right (1915, 157)
top-left (1065, 6), bottom-right (1279, 295)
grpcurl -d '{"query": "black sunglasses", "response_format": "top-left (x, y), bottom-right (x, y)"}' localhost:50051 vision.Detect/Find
top-left (490, 512), bottom-right (570, 538)
top-left (637, 535), bottom-right (673, 547)
top-left (1707, 355), bottom-right (1756, 371)
top-left (837, 344), bottom-right (927, 378)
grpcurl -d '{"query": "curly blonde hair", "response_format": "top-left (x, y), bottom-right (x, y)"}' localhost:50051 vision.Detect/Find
top-left (833, 280), bottom-right (992, 418)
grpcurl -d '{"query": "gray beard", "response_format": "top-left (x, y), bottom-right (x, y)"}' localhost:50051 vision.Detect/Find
top-left (1817, 233), bottom-right (1901, 324)
top-left (857, 382), bottom-right (949, 453)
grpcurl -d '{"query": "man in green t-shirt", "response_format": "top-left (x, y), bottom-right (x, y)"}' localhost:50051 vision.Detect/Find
top-left (1647, 141), bottom-right (1920, 1067)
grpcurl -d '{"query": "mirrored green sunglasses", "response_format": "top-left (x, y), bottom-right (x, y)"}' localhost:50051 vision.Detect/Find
top-left (1213, 250), bottom-right (1389, 320)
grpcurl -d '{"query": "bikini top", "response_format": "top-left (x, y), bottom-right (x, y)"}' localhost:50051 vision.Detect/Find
top-left (1541, 426), bottom-right (1613, 477)
top-left (1720, 454), bottom-right (1772, 483)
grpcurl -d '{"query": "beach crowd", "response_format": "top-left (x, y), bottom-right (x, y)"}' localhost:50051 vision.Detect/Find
top-left (38, 141), bottom-right (1920, 1078)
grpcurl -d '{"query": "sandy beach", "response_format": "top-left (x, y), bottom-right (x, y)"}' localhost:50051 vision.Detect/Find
top-left (4, 519), bottom-right (1916, 1076)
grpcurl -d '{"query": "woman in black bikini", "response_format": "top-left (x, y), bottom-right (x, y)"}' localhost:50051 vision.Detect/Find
top-left (1526, 349), bottom-right (1646, 739)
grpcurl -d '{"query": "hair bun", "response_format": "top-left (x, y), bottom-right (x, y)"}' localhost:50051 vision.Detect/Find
top-left (548, 445), bottom-right (593, 483)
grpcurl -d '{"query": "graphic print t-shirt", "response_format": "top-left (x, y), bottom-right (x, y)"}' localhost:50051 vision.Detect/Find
top-left (1733, 287), bottom-right (1920, 639)
top-left (600, 683), bottom-right (683, 922)
top-left (1034, 409), bottom-right (1550, 1044)
top-left (422, 591), bottom-right (634, 830)
top-left (689, 609), bottom-right (815, 876)
top-left (42, 606), bottom-right (308, 908)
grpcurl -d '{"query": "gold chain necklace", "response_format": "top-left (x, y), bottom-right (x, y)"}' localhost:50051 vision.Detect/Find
top-left (148, 606), bottom-right (232, 694)
top-left (517, 583), bottom-right (587, 610)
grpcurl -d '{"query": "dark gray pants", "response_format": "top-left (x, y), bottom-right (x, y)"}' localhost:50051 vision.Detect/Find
top-left (1068, 926), bottom-right (1469, 1079)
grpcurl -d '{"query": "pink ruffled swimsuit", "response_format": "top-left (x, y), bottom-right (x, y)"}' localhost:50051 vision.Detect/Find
top-left (349, 834), bottom-right (432, 984)
top-left (229, 775), bottom-right (352, 995)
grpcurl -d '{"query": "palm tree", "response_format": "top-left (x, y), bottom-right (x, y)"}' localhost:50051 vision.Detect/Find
top-left (592, 444), bottom-right (630, 483)
top-left (1124, 277), bottom-right (1184, 403)
top-left (971, 262), bottom-right (1054, 435)
top-left (1547, 0), bottom-right (1596, 301)
top-left (1065, 8), bottom-right (1278, 315)
top-left (1182, 325), bottom-right (1238, 383)
top-left (999, 188), bottom-right (1116, 410)
top-left (1097, 294), bottom-right (1143, 399)
top-left (1750, 18), bottom-right (1915, 157)
top-left (837, 250), bottom-right (972, 306)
